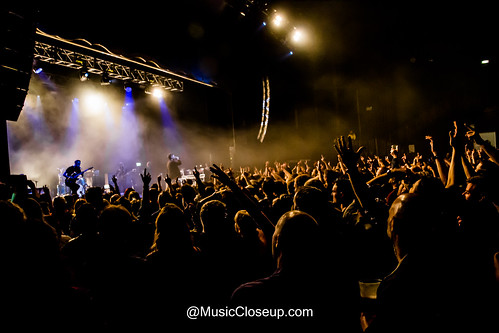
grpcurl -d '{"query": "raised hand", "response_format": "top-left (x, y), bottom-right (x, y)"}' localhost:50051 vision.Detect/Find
top-left (140, 168), bottom-right (151, 186)
top-left (164, 174), bottom-right (172, 187)
top-left (334, 135), bottom-right (365, 172)
top-left (448, 121), bottom-right (466, 150)
top-left (465, 124), bottom-right (485, 145)
top-left (209, 163), bottom-right (232, 185)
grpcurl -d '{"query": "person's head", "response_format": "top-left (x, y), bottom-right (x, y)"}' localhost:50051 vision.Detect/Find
top-left (293, 185), bottom-right (328, 224)
top-left (52, 196), bottom-right (67, 213)
top-left (98, 205), bottom-right (133, 248)
top-left (387, 193), bottom-right (443, 261)
top-left (21, 197), bottom-right (44, 222)
top-left (71, 202), bottom-right (98, 236)
top-left (293, 174), bottom-right (311, 193)
top-left (261, 177), bottom-right (276, 197)
top-left (409, 176), bottom-right (444, 197)
top-left (332, 178), bottom-right (354, 206)
top-left (158, 190), bottom-right (174, 208)
top-left (462, 175), bottom-right (487, 202)
top-left (199, 199), bottom-right (227, 234)
top-left (304, 177), bottom-right (326, 194)
top-left (85, 186), bottom-right (104, 210)
top-left (74, 160), bottom-right (81, 167)
top-left (151, 203), bottom-right (192, 254)
top-left (272, 210), bottom-right (320, 271)
top-left (180, 184), bottom-right (197, 205)
top-left (234, 210), bottom-right (258, 239)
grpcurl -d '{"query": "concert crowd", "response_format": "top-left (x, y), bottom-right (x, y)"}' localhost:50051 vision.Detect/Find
top-left (1, 121), bottom-right (498, 331)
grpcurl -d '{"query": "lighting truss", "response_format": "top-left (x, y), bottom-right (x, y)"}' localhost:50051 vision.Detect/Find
top-left (33, 29), bottom-right (214, 92)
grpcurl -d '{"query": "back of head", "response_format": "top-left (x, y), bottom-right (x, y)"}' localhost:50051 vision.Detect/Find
top-left (261, 177), bottom-right (275, 196)
top-left (273, 210), bottom-right (320, 271)
top-left (20, 197), bottom-right (44, 222)
top-left (409, 176), bottom-right (445, 199)
top-left (234, 210), bottom-right (258, 238)
top-left (85, 186), bottom-right (104, 209)
top-left (293, 185), bottom-right (329, 224)
top-left (180, 184), bottom-right (197, 203)
top-left (294, 174), bottom-right (311, 192)
top-left (200, 199), bottom-right (227, 234)
top-left (304, 177), bottom-right (326, 193)
top-left (72, 202), bottom-right (98, 235)
top-left (158, 190), bottom-right (174, 208)
top-left (98, 205), bottom-right (132, 246)
top-left (387, 193), bottom-right (446, 259)
top-left (152, 203), bottom-right (192, 254)
top-left (52, 196), bottom-right (67, 213)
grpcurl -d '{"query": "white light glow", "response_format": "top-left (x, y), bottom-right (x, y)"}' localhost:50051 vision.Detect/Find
top-left (273, 14), bottom-right (284, 27)
top-left (81, 92), bottom-right (106, 115)
top-left (152, 87), bottom-right (164, 99)
top-left (292, 28), bottom-right (304, 43)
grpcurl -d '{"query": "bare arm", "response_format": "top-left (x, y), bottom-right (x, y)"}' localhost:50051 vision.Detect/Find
top-left (425, 135), bottom-right (447, 185)
top-left (334, 136), bottom-right (375, 213)
top-left (210, 164), bottom-right (275, 229)
top-left (446, 122), bottom-right (467, 188)
top-left (466, 126), bottom-right (499, 166)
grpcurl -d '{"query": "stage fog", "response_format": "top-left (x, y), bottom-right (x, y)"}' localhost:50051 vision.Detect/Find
top-left (7, 73), bottom-right (233, 193)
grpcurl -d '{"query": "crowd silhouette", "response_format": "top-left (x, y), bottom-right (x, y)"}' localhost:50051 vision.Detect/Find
top-left (1, 121), bottom-right (498, 331)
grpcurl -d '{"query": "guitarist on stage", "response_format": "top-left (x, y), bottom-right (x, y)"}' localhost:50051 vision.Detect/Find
top-left (63, 160), bottom-right (89, 195)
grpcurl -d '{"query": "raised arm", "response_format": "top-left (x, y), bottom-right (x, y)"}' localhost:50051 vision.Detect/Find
top-left (210, 164), bottom-right (275, 230)
top-left (425, 135), bottom-right (448, 185)
top-left (139, 168), bottom-right (152, 212)
top-left (334, 136), bottom-right (376, 214)
top-left (466, 125), bottom-right (499, 166)
top-left (446, 121), bottom-right (468, 188)
top-left (193, 166), bottom-right (207, 198)
top-left (111, 175), bottom-right (120, 195)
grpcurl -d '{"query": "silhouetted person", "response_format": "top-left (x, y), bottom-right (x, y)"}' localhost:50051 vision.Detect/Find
top-left (63, 159), bottom-right (82, 195)
top-left (166, 153), bottom-right (182, 180)
top-left (145, 203), bottom-right (202, 324)
top-left (368, 193), bottom-right (495, 333)
top-left (231, 210), bottom-right (359, 330)
top-left (198, 199), bottom-right (239, 303)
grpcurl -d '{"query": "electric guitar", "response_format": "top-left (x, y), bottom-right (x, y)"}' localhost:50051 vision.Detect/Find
top-left (65, 167), bottom-right (93, 187)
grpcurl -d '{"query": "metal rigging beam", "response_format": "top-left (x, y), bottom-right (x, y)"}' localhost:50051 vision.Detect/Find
top-left (33, 29), bottom-right (215, 92)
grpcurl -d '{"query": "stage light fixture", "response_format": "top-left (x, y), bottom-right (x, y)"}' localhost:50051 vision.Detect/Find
top-left (101, 72), bottom-right (111, 85)
top-left (123, 80), bottom-right (134, 93)
top-left (79, 66), bottom-right (90, 81)
top-left (145, 84), bottom-right (165, 98)
top-left (152, 87), bottom-right (164, 98)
